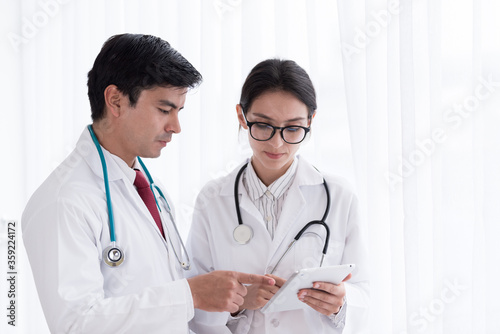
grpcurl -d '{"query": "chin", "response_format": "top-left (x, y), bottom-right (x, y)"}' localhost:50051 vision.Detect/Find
top-left (142, 151), bottom-right (162, 159)
top-left (263, 158), bottom-right (289, 170)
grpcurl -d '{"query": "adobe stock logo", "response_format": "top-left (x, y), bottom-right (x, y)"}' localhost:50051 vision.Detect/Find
top-left (408, 278), bottom-right (467, 332)
top-left (386, 74), bottom-right (500, 190)
top-left (342, 0), bottom-right (400, 63)
top-left (7, 0), bottom-right (72, 52)
top-left (213, 0), bottom-right (241, 18)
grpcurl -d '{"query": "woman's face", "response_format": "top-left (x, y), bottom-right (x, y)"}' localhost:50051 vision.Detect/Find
top-left (237, 90), bottom-right (313, 185)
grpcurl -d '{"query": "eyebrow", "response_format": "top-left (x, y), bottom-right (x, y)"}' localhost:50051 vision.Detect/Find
top-left (158, 99), bottom-right (184, 110)
top-left (252, 112), bottom-right (306, 123)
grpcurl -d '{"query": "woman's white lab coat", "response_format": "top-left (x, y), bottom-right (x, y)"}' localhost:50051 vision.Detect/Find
top-left (187, 157), bottom-right (369, 334)
top-left (22, 128), bottom-right (193, 333)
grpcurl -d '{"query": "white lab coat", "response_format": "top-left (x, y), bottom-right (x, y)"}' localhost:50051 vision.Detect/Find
top-left (187, 157), bottom-right (369, 334)
top-left (22, 128), bottom-right (193, 334)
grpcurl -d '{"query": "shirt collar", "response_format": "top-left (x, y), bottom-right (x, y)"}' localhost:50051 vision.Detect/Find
top-left (110, 154), bottom-right (141, 184)
top-left (244, 157), bottom-right (298, 201)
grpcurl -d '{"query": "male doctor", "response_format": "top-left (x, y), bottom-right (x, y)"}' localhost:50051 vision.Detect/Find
top-left (22, 33), bottom-right (274, 333)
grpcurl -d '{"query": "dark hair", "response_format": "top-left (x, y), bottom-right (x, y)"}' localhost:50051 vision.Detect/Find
top-left (239, 59), bottom-right (316, 118)
top-left (87, 33), bottom-right (202, 121)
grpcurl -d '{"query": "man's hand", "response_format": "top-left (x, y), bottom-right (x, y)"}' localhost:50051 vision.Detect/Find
top-left (297, 273), bottom-right (352, 316)
top-left (187, 271), bottom-right (275, 313)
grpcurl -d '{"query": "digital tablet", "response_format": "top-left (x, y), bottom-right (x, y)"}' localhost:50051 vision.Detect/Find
top-left (260, 264), bottom-right (355, 314)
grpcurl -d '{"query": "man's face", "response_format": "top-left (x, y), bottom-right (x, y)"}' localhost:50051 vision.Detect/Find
top-left (116, 86), bottom-right (187, 163)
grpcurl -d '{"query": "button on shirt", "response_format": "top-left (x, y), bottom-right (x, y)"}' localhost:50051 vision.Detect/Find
top-left (242, 158), bottom-right (298, 239)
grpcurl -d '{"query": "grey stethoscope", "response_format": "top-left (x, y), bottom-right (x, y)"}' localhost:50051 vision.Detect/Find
top-left (87, 125), bottom-right (191, 270)
top-left (233, 163), bottom-right (331, 274)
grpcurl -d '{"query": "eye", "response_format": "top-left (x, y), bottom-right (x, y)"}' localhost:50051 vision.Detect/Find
top-left (159, 108), bottom-right (171, 114)
top-left (255, 122), bottom-right (272, 130)
top-left (284, 126), bottom-right (301, 133)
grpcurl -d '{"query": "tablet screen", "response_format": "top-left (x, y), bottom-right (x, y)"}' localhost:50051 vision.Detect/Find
top-left (260, 264), bottom-right (355, 314)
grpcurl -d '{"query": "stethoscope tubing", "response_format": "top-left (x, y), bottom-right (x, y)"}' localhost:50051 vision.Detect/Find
top-left (234, 162), bottom-right (331, 273)
top-left (234, 163), bottom-right (248, 227)
top-left (87, 125), bottom-right (190, 269)
top-left (88, 125), bottom-right (117, 243)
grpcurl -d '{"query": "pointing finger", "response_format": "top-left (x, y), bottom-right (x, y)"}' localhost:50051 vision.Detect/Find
top-left (265, 274), bottom-right (286, 287)
top-left (236, 272), bottom-right (275, 286)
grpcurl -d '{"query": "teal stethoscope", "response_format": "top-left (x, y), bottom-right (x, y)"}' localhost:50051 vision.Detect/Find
top-left (87, 125), bottom-right (191, 270)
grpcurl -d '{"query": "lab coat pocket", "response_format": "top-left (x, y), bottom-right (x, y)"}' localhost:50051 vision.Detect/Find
top-left (326, 238), bottom-right (345, 265)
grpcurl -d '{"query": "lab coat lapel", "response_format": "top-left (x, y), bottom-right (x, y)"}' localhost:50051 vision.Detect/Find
top-left (270, 183), bottom-right (306, 256)
top-left (268, 157), bottom-right (324, 263)
top-left (236, 175), bottom-right (273, 245)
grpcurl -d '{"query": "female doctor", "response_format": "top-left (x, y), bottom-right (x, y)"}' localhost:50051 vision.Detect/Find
top-left (187, 59), bottom-right (369, 333)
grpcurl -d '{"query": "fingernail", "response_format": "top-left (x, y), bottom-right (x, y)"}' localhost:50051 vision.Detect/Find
top-left (313, 283), bottom-right (320, 289)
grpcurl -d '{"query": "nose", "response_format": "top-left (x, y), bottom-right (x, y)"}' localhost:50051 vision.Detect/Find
top-left (166, 111), bottom-right (181, 134)
top-left (268, 129), bottom-right (284, 148)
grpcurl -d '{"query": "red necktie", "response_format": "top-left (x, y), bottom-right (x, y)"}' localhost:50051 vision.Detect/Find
top-left (134, 169), bottom-right (165, 238)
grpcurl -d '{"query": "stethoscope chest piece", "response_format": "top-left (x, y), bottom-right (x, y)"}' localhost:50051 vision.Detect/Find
top-left (103, 246), bottom-right (124, 267)
top-left (233, 224), bottom-right (253, 245)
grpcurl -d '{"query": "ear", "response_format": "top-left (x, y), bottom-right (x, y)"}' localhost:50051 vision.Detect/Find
top-left (103, 85), bottom-right (124, 118)
top-left (236, 104), bottom-right (248, 129)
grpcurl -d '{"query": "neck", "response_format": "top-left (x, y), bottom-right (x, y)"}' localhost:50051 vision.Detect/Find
top-left (91, 122), bottom-right (136, 168)
top-left (250, 157), bottom-right (293, 187)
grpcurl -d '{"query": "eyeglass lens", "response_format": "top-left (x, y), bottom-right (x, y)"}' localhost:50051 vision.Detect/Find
top-left (250, 123), bottom-right (306, 144)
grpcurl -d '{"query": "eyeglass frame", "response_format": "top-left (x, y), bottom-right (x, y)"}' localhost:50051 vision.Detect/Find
top-left (242, 111), bottom-right (311, 144)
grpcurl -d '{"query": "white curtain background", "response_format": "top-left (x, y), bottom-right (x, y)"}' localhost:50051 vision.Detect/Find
top-left (1, 0), bottom-right (499, 333)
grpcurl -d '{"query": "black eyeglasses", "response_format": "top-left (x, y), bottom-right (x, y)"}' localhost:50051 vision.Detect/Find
top-left (243, 114), bottom-right (310, 144)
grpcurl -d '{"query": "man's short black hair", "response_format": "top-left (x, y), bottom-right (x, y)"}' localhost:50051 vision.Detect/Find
top-left (87, 33), bottom-right (202, 121)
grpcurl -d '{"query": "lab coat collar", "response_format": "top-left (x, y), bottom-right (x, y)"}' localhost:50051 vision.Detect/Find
top-left (221, 155), bottom-right (324, 197)
top-left (77, 127), bottom-right (128, 182)
top-left (293, 156), bottom-right (325, 187)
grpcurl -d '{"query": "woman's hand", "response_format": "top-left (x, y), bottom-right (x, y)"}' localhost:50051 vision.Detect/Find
top-left (233, 274), bottom-right (286, 314)
top-left (297, 273), bottom-right (352, 316)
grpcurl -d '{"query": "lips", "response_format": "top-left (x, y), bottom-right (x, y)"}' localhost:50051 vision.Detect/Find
top-left (157, 138), bottom-right (171, 147)
top-left (158, 137), bottom-right (171, 144)
top-left (265, 152), bottom-right (284, 159)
